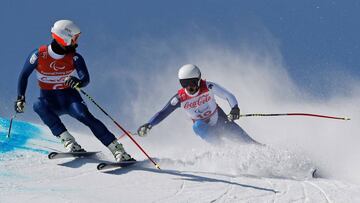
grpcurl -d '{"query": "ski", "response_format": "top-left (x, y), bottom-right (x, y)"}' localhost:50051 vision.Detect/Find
top-left (97, 161), bottom-right (137, 171)
top-left (312, 168), bottom-right (321, 178)
top-left (48, 151), bottom-right (100, 160)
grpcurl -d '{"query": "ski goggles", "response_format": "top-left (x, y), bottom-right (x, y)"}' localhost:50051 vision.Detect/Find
top-left (179, 78), bottom-right (200, 88)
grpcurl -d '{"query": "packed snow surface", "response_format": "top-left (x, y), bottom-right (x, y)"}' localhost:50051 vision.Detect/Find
top-left (1, 118), bottom-right (360, 203)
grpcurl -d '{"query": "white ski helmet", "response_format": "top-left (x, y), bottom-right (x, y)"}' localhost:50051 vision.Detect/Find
top-left (178, 64), bottom-right (201, 80)
top-left (178, 64), bottom-right (201, 88)
top-left (51, 20), bottom-right (81, 46)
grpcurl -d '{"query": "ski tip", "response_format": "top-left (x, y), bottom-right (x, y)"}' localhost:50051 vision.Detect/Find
top-left (312, 169), bottom-right (320, 178)
top-left (97, 163), bottom-right (107, 170)
top-left (97, 161), bottom-right (137, 171)
top-left (48, 152), bottom-right (58, 159)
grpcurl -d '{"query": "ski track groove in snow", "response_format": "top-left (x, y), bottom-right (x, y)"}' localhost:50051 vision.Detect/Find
top-left (155, 175), bottom-right (187, 202)
top-left (209, 177), bottom-right (233, 203)
top-left (271, 179), bottom-right (290, 202)
top-left (301, 182), bottom-right (309, 202)
top-left (305, 180), bottom-right (331, 203)
top-left (174, 179), bottom-right (186, 196)
top-left (151, 171), bottom-right (189, 203)
top-left (264, 178), bottom-right (276, 203)
top-left (235, 189), bottom-right (276, 202)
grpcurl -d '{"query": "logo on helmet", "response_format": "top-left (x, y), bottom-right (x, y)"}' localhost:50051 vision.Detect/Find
top-left (65, 27), bottom-right (72, 34)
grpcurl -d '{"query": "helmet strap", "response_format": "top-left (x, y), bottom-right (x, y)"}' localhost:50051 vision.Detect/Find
top-left (64, 44), bottom-right (78, 54)
top-left (51, 40), bottom-right (66, 55)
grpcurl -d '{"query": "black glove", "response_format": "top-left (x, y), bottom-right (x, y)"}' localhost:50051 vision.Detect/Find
top-left (64, 76), bottom-right (82, 89)
top-left (137, 123), bottom-right (152, 137)
top-left (227, 105), bottom-right (240, 121)
top-left (14, 95), bottom-right (26, 113)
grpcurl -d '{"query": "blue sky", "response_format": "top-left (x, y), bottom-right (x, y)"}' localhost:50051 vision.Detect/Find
top-left (0, 0), bottom-right (359, 126)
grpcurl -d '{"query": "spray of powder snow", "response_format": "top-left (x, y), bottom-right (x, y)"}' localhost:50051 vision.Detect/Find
top-left (72, 38), bottom-right (341, 181)
top-left (110, 38), bottom-right (358, 181)
top-left (58, 29), bottom-right (360, 182)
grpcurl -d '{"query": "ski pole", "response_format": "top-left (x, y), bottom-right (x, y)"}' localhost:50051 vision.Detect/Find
top-left (118, 131), bottom-right (138, 140)
top-left (76, 87), bottom-right (160, 169)
top-left (7, 113), bottom-right (17, 138)
top-left (239, 113), bottom-right (350, 121)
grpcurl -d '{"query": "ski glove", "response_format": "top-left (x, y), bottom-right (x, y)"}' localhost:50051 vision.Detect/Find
top-left (64, 76), bottom-right (82, 89)
top-left (14, 95), bottom-right (26, 113)
top-left (137, 123), bottom-right (152, 137)
top-left (227, 105), bottom-right (240, 121)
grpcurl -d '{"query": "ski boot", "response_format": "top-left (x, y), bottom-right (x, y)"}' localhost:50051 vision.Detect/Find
top-left (107, 140), bottom-right (136, 162)
top-left (59, 131), bottom-right (85, 152)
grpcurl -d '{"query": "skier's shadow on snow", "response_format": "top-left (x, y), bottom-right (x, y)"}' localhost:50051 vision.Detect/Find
top-left (57, 156), bottom-right (107, 168)
top-left (104, 163), bottom-right (278, 193)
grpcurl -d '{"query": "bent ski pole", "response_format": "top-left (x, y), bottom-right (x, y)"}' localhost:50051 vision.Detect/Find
top-left (76, 87), bottom-right (160, 169)
top-left (7, 113), bottom-right (17, 138)
top-left (240, 113), bottom-right (350, 121)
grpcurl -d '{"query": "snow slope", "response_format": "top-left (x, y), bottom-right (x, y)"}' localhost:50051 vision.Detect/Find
top-left (1, 118), bottom-right (360, 203)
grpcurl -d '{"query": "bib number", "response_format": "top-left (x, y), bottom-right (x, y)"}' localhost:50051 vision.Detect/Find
top-left (197, 110), bottom-right (212, 119)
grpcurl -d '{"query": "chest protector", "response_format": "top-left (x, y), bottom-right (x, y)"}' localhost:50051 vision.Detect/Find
top-left (36, 45), bottom-right (75, 90)
top-left (178, 80), bottom-right (218, 124)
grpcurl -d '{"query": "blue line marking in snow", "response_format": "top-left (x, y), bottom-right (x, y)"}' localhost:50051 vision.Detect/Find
top-left (0, 117), bottom-right (50, 154)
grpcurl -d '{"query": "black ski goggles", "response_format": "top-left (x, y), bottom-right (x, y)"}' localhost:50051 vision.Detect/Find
top-left (179, 78), bottom-right (200, 88)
